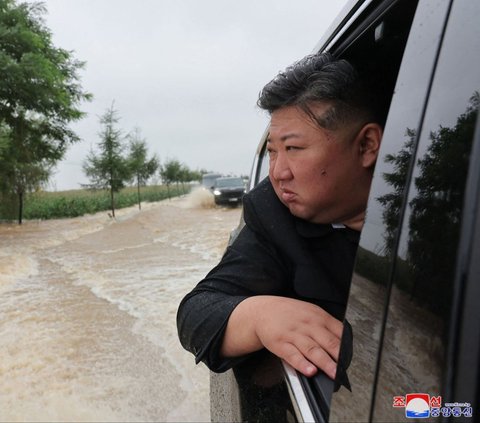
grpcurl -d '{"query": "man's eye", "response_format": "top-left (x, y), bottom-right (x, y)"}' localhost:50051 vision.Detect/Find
top-left (286, 146), bottom-right (301, 151)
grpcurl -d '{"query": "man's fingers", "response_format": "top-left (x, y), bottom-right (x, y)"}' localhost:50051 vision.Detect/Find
top-left (280, 343), bottom-right (318, 377)
top-left (278, 337), bottom-right (338, 379)
top-left (296, 334), bottom-right (339, 379)
top-left (310, 327), bottom-right (341, 362)
top-left (317, 308), bottom-right (344, 339)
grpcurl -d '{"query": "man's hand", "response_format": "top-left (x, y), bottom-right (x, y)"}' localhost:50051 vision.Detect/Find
top-left (220, 295), bottom-right (343, 379)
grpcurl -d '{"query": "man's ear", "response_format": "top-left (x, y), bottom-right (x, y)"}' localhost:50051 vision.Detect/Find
top-left (357, 123), bottom-right (383, 168)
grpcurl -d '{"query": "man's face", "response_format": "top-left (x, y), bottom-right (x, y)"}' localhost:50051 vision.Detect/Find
top-left (267, 104), bottom-right (372, 228)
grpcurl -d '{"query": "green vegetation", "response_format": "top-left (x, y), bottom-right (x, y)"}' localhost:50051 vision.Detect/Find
top-left (0, 0), bottom-right (91, 224)
top-left (160, 158), bottom-right (202, 197)
top-left (0, 1), bottom-right (209, 224)
top-left (16, 185), bottom-right (189, 220)
top-left (83, 104), bottom-right (136, 218)
top-left (127, 128), bottom-right (159, 210)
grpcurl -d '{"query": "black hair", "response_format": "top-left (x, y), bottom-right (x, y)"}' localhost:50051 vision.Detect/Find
top-left (257, 52), bottom-right (382, 130)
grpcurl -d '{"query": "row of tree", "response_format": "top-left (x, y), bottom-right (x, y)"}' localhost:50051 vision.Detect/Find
top-left (83, 104), bottom-right (204, 217)
top-left (0, 0), bottom-right (207, 223)
top-left (0, 0), bottom-right (90, 223)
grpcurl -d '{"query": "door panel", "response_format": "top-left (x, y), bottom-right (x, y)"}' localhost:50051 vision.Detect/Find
top-left (372, 0), bottom-right (480, 420)
top-left (330, 0), bottom-right (451, 421)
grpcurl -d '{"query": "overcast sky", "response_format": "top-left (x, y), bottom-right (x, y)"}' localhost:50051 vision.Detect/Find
top-left (38, 0), bottom-right (348, 190)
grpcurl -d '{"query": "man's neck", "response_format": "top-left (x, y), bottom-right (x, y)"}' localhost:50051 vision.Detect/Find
top-left (341, 213), bottom-right (365, 232)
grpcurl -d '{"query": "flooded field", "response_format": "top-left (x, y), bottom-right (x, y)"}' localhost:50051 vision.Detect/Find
top-left (0, 188), bottom-right (242, 422)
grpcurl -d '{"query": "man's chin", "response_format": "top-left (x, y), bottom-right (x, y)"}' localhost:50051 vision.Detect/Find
top-left (273, 187), bottom-right (312, 220)
top-left (286, 203), bottom-right (311, 221)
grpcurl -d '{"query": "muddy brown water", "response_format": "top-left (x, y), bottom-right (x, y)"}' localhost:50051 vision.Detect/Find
top-left (0, 188), bottom-right (242, 422)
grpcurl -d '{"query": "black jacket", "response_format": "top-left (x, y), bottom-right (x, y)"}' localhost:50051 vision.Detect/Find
top-left (177, 178), bottom-right (359, 372)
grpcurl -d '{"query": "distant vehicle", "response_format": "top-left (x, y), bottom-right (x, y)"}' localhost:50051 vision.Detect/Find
top-left (201, 173), bottom-right (223, 190)
top-left (212, 177), bottom-right (246, 206)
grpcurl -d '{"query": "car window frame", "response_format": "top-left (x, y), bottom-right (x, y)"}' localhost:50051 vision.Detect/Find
top-left (365, 0), bottom-right (480, 419)
top-left (448, 110), bottom-right (480, 413)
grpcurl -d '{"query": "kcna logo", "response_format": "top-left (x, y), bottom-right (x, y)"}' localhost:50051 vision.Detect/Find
top-left (406, 394), bottom-right (435, 418)
top-left (393, 394), bottom-right (473, 419)
top-left (393, 393), bottom-right (441, 418)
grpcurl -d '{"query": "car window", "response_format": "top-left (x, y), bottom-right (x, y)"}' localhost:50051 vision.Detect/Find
top-left (253, 141), bottom-right (270, 186)
top-left (452, 122), bottom-right (480, 414)
top-left (258, 148), bottom-right (270, 185)
top-left (329, 0), bottom-right (452, 421)
top-left (215, 178), bottom-right (244, 187)
top-left (372, 0), bottom-right (480, 420)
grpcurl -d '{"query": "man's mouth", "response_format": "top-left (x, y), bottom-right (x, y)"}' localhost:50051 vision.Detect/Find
top-left (280, 187), bottom-right (296, 203)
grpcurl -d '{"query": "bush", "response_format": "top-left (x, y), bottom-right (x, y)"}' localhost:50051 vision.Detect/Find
top-left (0, 184), bottom-right (189, 221)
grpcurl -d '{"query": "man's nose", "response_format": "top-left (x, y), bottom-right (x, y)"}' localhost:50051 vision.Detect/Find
top-left (270, 152), bottom-right (293, 181)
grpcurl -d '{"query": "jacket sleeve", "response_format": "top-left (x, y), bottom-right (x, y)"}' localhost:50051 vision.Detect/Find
top-left (176, 188), bottom-right (292, 372)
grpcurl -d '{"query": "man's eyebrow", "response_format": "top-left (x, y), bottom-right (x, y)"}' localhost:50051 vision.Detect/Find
top-left (267, 133), bottom-right (301, 142)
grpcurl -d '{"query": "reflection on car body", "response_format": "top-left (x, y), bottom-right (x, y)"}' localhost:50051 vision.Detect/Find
top-left (211, 0), bottom-right (480, 421)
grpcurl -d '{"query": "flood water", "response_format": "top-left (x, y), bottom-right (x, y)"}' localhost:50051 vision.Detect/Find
top-left (0, 188), bottom-right (242, 422)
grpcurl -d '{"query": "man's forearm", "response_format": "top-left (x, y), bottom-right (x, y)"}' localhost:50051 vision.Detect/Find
top-left (220, 296), bottom-right (265, 357)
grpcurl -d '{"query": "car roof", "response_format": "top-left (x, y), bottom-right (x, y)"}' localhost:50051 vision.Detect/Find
top-left (313, 0), bottom-right (372, 53)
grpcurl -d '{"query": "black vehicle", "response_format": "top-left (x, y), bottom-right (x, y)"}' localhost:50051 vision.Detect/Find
top-left (211, 0), bottom-right (480, 421)
top-left (212, 177), bottom-right (246, 206)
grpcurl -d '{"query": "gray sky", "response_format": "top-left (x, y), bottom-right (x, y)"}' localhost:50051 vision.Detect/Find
top-left (39, 0), bottom-right (348, 190)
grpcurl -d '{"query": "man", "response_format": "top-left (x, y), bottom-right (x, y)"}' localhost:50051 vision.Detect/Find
top-left (177, 52), bottom-right (383, 381)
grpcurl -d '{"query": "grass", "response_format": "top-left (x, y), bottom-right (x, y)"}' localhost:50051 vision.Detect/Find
top-left (17, 184), bottom-right (190, 220)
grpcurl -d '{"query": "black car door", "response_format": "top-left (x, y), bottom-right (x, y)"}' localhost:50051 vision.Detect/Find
top-left (331, 0), bottom-right (480, 421)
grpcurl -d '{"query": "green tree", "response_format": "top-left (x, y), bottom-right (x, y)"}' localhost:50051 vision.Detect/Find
top-left (377, 92), bottom-right (479, 316)
top-left (127, 127), bottom-right (159, 209)
top-left (0, 118), bottom-right (59, 223)
top-left (83, 104), bottom-right (130, 217)
top-left (186, 168), bottom-right (203, 183)
top-left (377, 128), bottom-right (416, 256)
top-left (0, 123), bottom-right (10, 160)
top-left (406, 93), bottom-right (478, 316)
top-left (0, 0), bottom-right (91, 222)
top-left (159, 158), bottom-right (182, 199)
